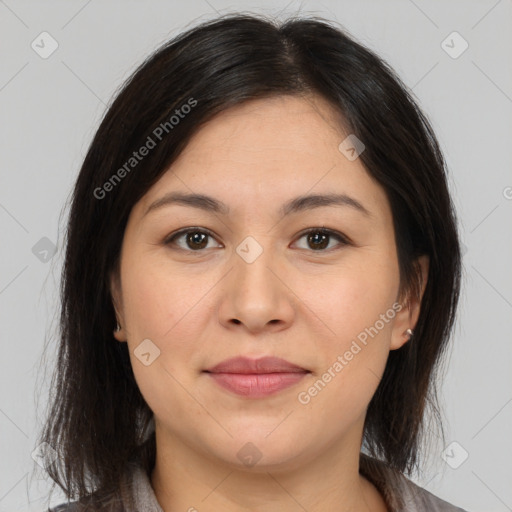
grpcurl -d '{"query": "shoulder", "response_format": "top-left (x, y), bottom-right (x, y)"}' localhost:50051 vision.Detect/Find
top-left (48, 505), bottom-right (82, 512)
top-left (48, 500), bottom-right (125, 512)
top-left (359, 453), bottom-right (469, 511)
top-left (47, 465), bottom-right (154, 512)
top-left (399, 477), bottom-right (469, 511)
top-left (48, 494), bottom-right (125, 511)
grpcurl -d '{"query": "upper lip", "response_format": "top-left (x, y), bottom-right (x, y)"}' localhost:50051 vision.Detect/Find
top-left (204, 356), bottom-right (309, 374)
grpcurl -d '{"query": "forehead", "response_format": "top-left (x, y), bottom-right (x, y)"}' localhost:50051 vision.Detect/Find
top-left (137, 95), bottom-right (390, 221)
top-left (179, 94), bottom-right (347, 163)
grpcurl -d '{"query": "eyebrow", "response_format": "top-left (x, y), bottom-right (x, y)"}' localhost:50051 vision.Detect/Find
top-left (143, 191), bottom-right (373, 219)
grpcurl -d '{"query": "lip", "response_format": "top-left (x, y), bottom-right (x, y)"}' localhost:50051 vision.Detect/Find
top-left (205, 356), bottom-right (308, 374)
top-left (203, 356), bottom-right (310, 398)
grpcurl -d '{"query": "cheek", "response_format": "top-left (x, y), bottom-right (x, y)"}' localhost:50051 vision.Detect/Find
top-left (120, 255), bottom-right (210, 397)
top-left (121, 265), bottom-right (202, 423)
top-left (295, 259), bottom-right (398, 407)
top-left (304, 263), bottom-right (397, 344)
top-left (121, 256), bottom-right (201, 341)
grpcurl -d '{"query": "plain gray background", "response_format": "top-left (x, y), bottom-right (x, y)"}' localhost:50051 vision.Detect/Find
top-left (1, 0), bottom-right (511, 510)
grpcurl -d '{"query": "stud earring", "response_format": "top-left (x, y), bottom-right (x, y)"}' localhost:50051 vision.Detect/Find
top-left (115, 322), bottom-right (121, 332)
top-left (405, 328), bottom-right (414, 338)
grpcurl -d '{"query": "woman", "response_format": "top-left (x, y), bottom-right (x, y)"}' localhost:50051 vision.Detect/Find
top-left (41, 13), bottom-right (466, 511)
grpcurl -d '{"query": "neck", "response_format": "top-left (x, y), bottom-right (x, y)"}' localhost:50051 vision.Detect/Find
top-left (150, 425), bottom-right (388, 512)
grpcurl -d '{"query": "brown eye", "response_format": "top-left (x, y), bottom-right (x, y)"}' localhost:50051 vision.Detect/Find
top-left (185, 231), bottom-right (208, 250)
top-left (295, 228), bottom-right (349, 252)
top-left (307, 231), bottom-right (329, 250)
top-left (165, 228), bottom-right (221, 251)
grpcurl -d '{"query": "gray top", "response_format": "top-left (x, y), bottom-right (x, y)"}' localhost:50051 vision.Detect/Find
top-left (49, 454), bottom-right (468, 511)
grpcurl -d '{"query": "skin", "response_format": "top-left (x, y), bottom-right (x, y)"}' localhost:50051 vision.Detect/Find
top-left (111, 94), bottom-right (429, 512)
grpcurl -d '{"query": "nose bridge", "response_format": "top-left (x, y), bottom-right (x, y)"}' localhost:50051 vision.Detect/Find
top-left (232, 234), bottom-right (277, 294)
top-left (220, 233), bottom-right (294, 330)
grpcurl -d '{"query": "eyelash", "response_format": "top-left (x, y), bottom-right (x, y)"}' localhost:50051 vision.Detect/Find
top-left (163, 227), bottom-right (350, 253)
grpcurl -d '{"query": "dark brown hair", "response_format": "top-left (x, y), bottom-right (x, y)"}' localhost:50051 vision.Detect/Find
top-left (39, 12), bottom-right (461, 507)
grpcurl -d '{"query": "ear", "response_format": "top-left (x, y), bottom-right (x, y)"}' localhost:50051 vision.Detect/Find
top-left (110, 269), bottom-right (127, 343)
top-left (390, 255), bottom-right (429, 350)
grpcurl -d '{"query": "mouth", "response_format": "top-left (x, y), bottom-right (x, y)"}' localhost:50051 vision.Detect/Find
top-left (203, 356), bottom-right (311, 398)
top-left (204, 355), bottom-right (309, 374)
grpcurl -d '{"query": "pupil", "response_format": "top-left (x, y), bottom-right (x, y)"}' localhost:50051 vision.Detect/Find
top-left (188, 232), bottom-right (207, 250)
top-left (184, 231), bottom-right (330, 251)
top-left (309, 232), bottom-right (328, 250)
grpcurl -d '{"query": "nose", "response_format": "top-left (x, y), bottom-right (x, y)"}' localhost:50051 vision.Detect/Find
top-left (217, 239), bottom-right (295, 334)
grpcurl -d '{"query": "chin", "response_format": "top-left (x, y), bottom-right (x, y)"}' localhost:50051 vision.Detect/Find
top-left (206, 429), bottom-right (311, 472)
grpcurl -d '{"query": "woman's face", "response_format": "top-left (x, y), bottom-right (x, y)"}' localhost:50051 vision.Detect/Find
top-left (112, 94), bottom-right (426, 471)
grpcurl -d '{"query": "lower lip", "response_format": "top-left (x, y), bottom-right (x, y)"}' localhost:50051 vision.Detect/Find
top-left (205, 372), bottom-right (309, 398)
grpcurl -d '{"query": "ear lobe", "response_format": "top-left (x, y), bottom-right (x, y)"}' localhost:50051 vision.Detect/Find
top-left (390, 255), bottom-right (429, 351)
